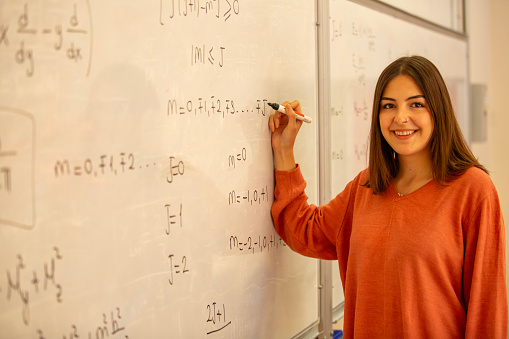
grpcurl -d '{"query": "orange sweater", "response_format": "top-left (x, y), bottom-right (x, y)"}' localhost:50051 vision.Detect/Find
top-left (272, 165), bottom-right (507, 338)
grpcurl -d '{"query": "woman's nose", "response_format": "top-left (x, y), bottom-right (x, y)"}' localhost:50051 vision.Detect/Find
top-left (394, 107), bottom-right (409, 124)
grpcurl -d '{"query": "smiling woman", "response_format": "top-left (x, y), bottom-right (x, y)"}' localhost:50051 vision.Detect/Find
top-left (381, 78), bottom-right (432, 151)
top-left (366, 56), bottom-right (487, 195)
top-left (378, 75), bottom-right (435, 195)
top-left (268, 55), bottom-right (507, 338)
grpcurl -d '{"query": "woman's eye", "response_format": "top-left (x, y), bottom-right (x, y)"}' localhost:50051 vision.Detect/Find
top-left (381, 103), bottom-right (394, 109)
top-left (411, 102), bottom-right (425, 108)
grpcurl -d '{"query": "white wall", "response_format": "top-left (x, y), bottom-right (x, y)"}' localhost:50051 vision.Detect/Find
top-left (468, 0), bottom-right (492, 166)
top-left (467, 0), bottom-right (509, 334)
top-left (490, 3), bottom-right (509, 335)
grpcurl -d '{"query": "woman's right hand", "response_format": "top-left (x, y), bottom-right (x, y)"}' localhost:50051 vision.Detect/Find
top-left (268, 100), bottom-right (303, 171)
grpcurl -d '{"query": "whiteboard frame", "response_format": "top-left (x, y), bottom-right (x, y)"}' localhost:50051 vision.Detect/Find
top-left (317, 0), bottom-right (334, 338)
top-left (293, 1), bottom-right (334, 338)
top-left (351, 0), bottom-right (467, 39)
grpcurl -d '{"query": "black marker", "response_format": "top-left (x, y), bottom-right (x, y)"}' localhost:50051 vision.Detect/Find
top-left (267, 102), bottom-right (312, 123)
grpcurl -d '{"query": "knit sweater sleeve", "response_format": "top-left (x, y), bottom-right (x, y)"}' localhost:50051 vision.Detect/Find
top-left (271, 165), bottom-right (362, 260)
top-left (463, 187), bottom-right (508, 338)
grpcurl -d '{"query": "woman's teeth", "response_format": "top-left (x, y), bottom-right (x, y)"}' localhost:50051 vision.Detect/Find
top-left (394, 130), bottom-right (415, 136)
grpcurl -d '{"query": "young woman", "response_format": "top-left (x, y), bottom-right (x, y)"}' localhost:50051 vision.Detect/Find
top-left (269, 56), bottom-right (507, 338)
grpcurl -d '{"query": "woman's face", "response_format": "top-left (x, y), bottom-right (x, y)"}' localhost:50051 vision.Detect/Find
top-left (379, 75), bottom-right (434, 160)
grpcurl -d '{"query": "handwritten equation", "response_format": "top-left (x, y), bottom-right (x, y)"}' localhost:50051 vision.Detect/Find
top-left (354, 99), bottom-right (370, 120)
top-left (168, 254), bottom-right (190, 285)
top-left (352, 53), bottom-right (366, 86)
top-left (332, 150), bottom-right (343, 161)
top-left (160, 0), bottom-right (240, 25)
top-left (0, 108), bottom-right (35, 228)
top-left (228, 147), bottom-right (247, 169)
top-left (228, 186), bottom-right (270, 206)
top-left (0, 138), bottom-right (15, 193)
top-left (167, 97), bottom-right (268, 119)
top-left (354, 143), bottom-right (367, 162)
top-left (1, 247), bottom-right (63, 326)
top-left (206, 302), bottom-right (231, 335)
top-left (331, 143), bottom-right (367, 163)
top-left (191, 44), bottom-right (226, 68)
top-left (0, 1), bottom-right (93, 77)
top-left (53, 153), bottom-right (186, 185)
top-left (330, 19), bottom-right (342, 42)
top-left (36, 307), bottom-right (130, 339)
top-left (229, 234), bottom-right (286, 254)
top-left (54, 153), bottom-right (138, 178)
top-left (331, 105), bottom-right (344, 117)
top-left (163, 202), bottom-right (190, 287)
top-left (164, 203), bottom-right (183, 236)
top-left (331, 18), bottom-right (376, 51)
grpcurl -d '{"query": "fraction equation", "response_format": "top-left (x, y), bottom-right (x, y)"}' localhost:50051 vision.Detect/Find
top-left (330, 19), bottom-right (342, 42)
top-left (352, 53), bottom-right (366, 87)
top-left (2, 247), bottom-right (63, 326)
top-left (0, 138), bottom-right (15, 193)
top-left (160, 0), bottom-right (240, 25)
top-left (229, 234), bottom-right (285, 254)
top-left (354, 99), bottom-right (370, 120)
top-left (36, 307), bottom-right (129, 339)
top-left (0, 107), bottom-right (36, 228)
top-left (167, 97), bottom-right (268, 119)
top-left (0, 1), bottom-right (93, 77)
top-left (351, 21), bottom-right (376, 51)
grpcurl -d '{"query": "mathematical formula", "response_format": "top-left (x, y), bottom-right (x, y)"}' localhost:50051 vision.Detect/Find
top-left (36, 307), bottom-right (129, 339)
top-left (167, 97), bottom-right (268, 119)
top-left (0, 0), bottom-right (308, 337)
top-left (168, 254), bottom-right (190, 285)
top-left (228, 186), bottom-right (270, 206)
top-left (228, 147), bottom-right (247, 169)
top-left (229, 234), bottom-right (286, 255)
top-left (0, 138), bottom-right (15, 193)
top-left (160, 0), bottom-right (240, 25)
top-left (164, 203), bottom-right (183, 236)
top-left (53, 154), bottom-right (186, 185)
top-left (1, 247), bottom-right (63, 326)
top-left (191, 44), bottom-right (226, 67)
top-left (206, 302), bottom-right (231, 335)
top-left (330, 18), bottom-right (376, 52)
top-left (0, 1), bottom-right (93, 77)
top-left (331, 143), bottom-right (367, 163)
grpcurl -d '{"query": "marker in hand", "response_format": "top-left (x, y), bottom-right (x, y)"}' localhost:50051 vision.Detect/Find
top-left (267, 102), bottom-right (312, 124)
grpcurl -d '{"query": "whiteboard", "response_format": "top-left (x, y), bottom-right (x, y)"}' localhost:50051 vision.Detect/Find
top-left (328, 0), bottom-right (469, 316)
top-left (0, 1), bottom-right (320, 338)
top-left (376, 0), bottom-right (463, 31)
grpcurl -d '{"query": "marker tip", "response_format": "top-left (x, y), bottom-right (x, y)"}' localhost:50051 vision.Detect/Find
top-left (267, 102), bottom-right (279, 110)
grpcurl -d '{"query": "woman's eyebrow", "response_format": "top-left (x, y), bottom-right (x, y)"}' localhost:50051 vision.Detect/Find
top-left (406, 95), bottom-right (425, 101)
top-left (380, 95), bottom-right (425, 102)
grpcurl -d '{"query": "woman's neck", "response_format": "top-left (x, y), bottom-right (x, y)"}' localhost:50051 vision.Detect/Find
top-left (394, 152), bottom-right (433, 195)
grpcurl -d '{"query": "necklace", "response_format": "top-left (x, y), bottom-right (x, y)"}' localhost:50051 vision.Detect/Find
top-left (397, 192), bottom-right (404, 197)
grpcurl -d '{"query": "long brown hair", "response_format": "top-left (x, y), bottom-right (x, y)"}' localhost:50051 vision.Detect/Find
top-left (365, 56), bottom-right (487, 194)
